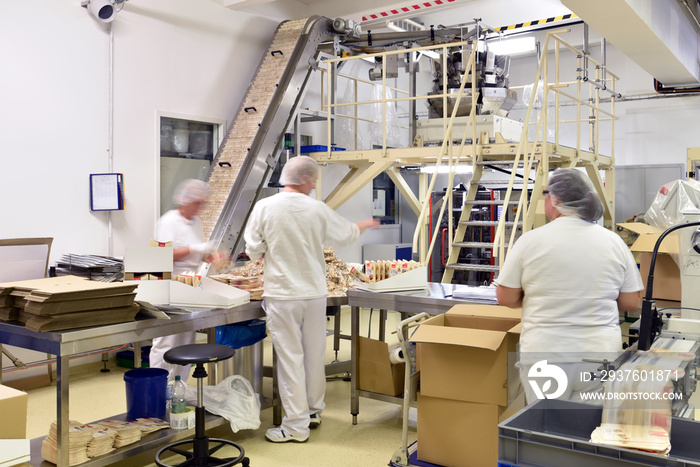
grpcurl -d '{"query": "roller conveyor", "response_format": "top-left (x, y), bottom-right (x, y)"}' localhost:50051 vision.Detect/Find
top-left (200, 16), bottom-right (340, 261)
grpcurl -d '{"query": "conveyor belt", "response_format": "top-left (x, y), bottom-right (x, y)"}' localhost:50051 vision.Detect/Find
top-left (201, 16), bottom-right (339, 261)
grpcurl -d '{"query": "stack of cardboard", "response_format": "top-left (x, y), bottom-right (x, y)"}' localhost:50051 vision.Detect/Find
top-left (0, 276), bottom-right (138, 331)
top-left (410, 304), bottom-right (525, 467)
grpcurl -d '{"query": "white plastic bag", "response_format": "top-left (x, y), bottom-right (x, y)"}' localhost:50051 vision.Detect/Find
top-left (184, 375), bottom-right (261, 432)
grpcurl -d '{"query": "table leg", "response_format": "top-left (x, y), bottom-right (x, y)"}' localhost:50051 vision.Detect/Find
top-left (134, 341), bottom-right (142, 369)
top-left (56, 354), bottom-right (70, 467)
top-left (206, 329), bottom-right (217, 385)
top-left (272, 347), bottom-right (281, 426)
top-left (379, 309), bottom-right (387, 342)
top-left (332, 306), bottom-right (341, 360)
top-left (350, 305), bottom-right (359, 425)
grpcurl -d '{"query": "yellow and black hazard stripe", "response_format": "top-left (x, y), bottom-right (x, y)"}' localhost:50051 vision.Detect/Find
top-left (494, 13), bottom-right (578, 32)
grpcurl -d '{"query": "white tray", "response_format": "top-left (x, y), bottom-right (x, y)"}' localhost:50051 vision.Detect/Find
top-left (170, 277), bottom-right (249, 308)
top-left (355, 266), bottom-right (427, 293)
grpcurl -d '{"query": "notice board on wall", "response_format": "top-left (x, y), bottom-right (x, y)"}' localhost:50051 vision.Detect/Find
top-left (90, 173), bottom-right (124, 211)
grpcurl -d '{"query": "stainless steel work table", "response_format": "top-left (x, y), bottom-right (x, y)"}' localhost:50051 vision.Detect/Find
top-left (347, 283), bottom-right (497, 424)
top-left (0, 300), bottom-right (270, 467)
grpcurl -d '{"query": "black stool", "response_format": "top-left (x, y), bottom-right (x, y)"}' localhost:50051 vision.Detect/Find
top-left (155, 344), bottom-right (249, 467)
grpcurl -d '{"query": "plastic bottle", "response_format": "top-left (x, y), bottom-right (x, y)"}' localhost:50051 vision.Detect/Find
top-left (171, 375), bottom-right (186, 414)
top-left (165, 379), bottom-right (174, 421)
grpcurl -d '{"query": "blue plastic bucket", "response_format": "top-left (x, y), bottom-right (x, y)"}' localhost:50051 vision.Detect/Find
top-left (123, 367), bottom-right (168, 421)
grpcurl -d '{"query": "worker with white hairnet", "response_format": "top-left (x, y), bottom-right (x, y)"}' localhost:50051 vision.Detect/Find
top-left (150, 178), bottom-right (216, 382)
top-left (495, 168), bottom-right (643, 403)
top-left (244, 156), bottom-right (378, 443)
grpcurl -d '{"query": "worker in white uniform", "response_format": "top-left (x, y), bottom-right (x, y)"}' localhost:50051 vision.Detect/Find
top-left (244, 156), bottom-right (378, 443)
top-left (495, 168), bottom-right (643, 404)
top-left (150, 179), bottom-right (216, 382)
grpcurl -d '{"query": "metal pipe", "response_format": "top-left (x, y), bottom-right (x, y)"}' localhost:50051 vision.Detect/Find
top-left (108, 22), bottom-right (114, 257)
top-left (2, 344), bottom-right (127, 373)
top-left (582, 23), bottom-right (589, 82)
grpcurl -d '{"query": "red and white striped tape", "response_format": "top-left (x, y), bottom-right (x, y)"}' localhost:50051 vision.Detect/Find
top-left (361, 0), bottom-right (458, 22)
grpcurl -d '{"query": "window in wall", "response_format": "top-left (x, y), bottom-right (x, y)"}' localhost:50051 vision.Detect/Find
top-left (159, 116), bottom-right (220, 215)
top-left (372, 172), bottom-right (399, 224)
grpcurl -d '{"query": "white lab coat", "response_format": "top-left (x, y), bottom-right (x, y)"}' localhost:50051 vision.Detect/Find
top-left (244, 191), bottom-right (360, 437)
top-left (149, 209), bottom-right (204, 382)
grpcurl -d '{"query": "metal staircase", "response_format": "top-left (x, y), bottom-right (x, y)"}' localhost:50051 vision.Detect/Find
top-left (441, 27), bottom-right (619, 284)
top-left (442, 149), bottom-right (533, 283)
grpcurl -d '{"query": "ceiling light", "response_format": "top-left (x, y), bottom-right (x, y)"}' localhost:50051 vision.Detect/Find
top-left (486, 36), bottom-right (537, 56)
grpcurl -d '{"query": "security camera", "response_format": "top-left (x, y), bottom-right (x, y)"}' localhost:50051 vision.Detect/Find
top-left (82, 0), bottom-right (118, 23)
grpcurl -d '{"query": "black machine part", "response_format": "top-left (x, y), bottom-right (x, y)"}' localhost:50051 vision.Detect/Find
top-left (637, 221), bottom-right (700, 351)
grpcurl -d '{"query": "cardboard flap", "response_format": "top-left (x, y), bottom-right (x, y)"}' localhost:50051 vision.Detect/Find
top-left (630, 232), bottom-right (679, 255)
top-left (124, 246), bottom-right (173, 273)
top-left (616, 223), bottom-right (663, 235)
top-left (447, 303), bottom-right (522, 319)
top-left (411, 325), bottom-right (507, 351)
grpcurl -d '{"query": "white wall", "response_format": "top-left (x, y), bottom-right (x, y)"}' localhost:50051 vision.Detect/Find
top-left (0, 0), bottom-right (283, 265)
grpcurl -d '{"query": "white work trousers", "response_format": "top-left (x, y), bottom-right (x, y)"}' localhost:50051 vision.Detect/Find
top-left (150, 332), bottom-right (196, 382)
top-left (264, 297), bottom-right (326, 438)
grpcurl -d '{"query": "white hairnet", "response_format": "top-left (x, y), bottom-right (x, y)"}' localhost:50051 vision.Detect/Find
top-left (548, 168), bottom-right (604, 222)
top-left (173, 179), bottom-right (209, 207)
top-left (279, 156), bottom-right (318, 186)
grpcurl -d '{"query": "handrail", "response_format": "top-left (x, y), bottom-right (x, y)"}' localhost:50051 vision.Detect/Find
top-left (492, 28), bottom-right (619, 268)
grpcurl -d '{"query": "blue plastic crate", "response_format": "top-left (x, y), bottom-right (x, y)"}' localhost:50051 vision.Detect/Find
top-left (290, 145), bottom-right (346, 154)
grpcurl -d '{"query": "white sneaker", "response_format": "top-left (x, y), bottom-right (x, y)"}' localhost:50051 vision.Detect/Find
top-left (309, 413), bottom-right (321, 428)
top-left (265, 427), bottom-right (308, 443)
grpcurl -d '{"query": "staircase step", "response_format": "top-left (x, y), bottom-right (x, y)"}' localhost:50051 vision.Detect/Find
top-left (471, 180), bottom-right (526, 185)
top-left (467, 200), bottom-right (519, 206)
top-left (459, 220), bottom-right (522, 227)
top-left (476, 160), bottom-right (526, 166)
top-left (453, 242), bottom-right (494, 248)
top-left (445, 263), bottom-right (500, 272)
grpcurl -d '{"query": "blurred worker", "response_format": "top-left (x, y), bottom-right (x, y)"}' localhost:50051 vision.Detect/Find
top-left (244, 156), bottom-right (378, 443)
top-left (150, 179), bottom-right (216, 382)
top-left (495, 168), bottom-right (643, 403)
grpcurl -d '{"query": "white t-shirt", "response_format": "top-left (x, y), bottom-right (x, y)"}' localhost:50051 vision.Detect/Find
top-left (495, 216), bottom-right (643, 356)
top-left (156, 209), bottom-right (205, 275)
top-left (244, 192), bottom-right (360, 300)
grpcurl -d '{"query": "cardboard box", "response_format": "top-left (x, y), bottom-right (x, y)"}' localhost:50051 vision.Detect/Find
top-left (618, 223), bottom-right (680, 301)
top-left (357, 336), bottom-right (405, 396)
top-left (0, 385), bottom-right (28, 439)
top-left (417, 392), bottom-right (525, 467)
top-left (410, 304), bottom-right (521, 406)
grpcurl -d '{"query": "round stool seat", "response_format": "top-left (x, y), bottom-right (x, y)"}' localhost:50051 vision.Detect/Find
top-left (163, 343), bottom-right (234, 366)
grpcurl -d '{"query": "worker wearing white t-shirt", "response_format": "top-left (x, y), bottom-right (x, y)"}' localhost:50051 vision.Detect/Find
top-left (150, 179), bottom-right (215, 382)
top-left (244, 156), bottom-right (378, 443)
top-left (495, 168), bottom-right (643, 403)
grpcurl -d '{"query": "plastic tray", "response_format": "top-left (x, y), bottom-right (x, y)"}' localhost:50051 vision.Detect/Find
top-left (499, 399), bottom-right (700, 466)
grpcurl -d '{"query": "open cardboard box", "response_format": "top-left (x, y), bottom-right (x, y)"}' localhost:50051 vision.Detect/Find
top-left (617, 222), bottom-right (680, 301)
top-left (410, 304), bottom-right (522, 407)
top-left (355, 266), bottom-right (427, 293)
top-left (356, 336), bottom-right (405, 396)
